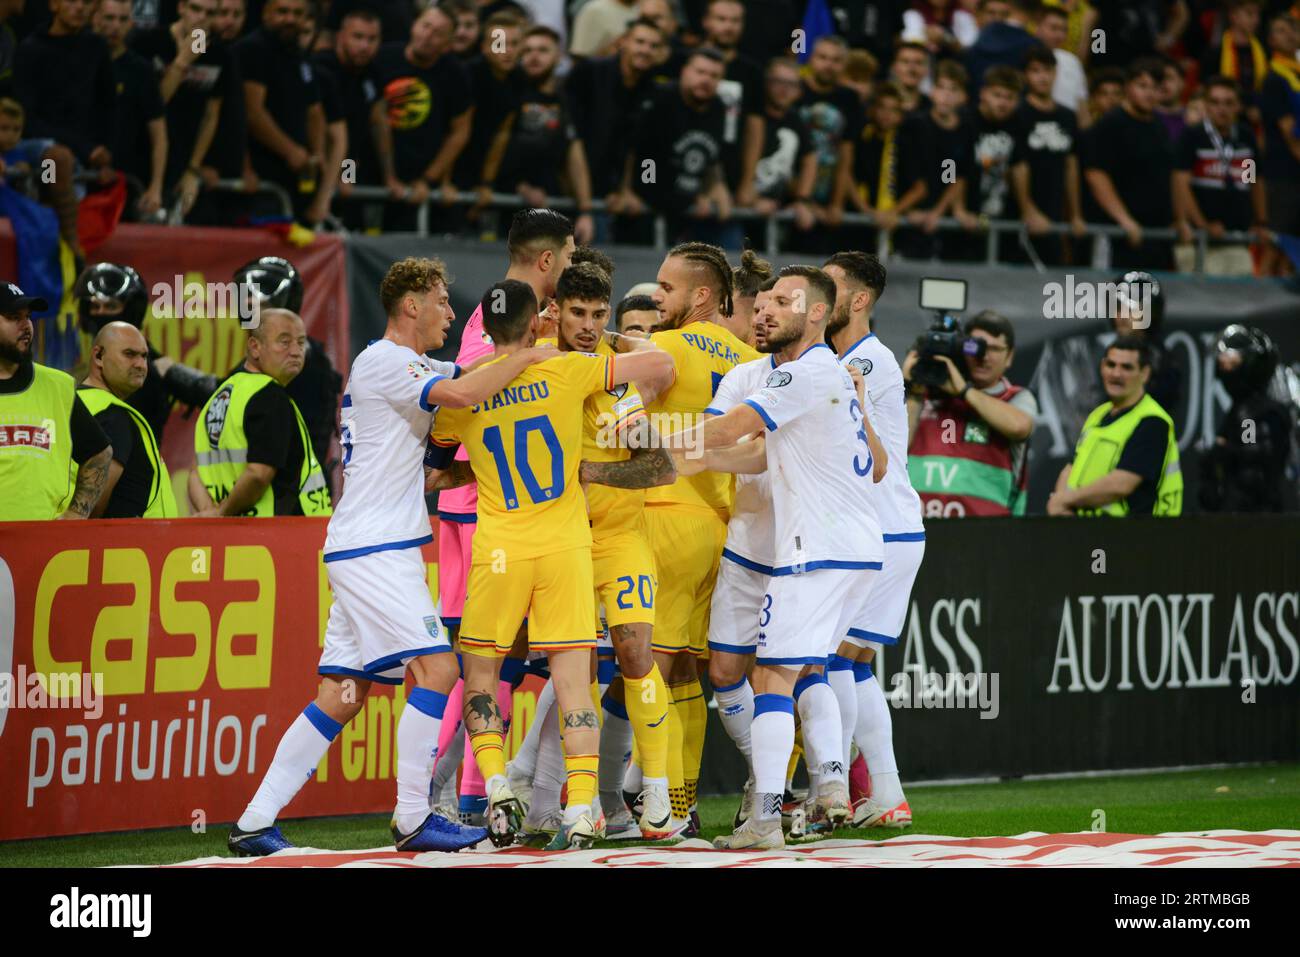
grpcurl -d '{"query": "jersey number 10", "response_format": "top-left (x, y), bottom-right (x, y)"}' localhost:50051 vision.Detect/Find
top-left (482, 415), bottom-right (565, 510)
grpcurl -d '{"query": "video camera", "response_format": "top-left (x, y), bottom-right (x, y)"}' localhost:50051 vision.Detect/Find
top-left (912, 278), bottom-right (985, 390)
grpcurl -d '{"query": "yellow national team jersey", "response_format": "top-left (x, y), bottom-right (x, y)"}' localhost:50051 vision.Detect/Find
top-left (431, 350), bottom-right (615, 564)
top-left (646, 320), bottom-right (759, 515)
top-left (583, 339), bottom-right (648, 536)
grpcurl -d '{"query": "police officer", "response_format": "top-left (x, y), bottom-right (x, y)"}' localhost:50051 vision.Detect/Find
top-left (1107, 270), bottom-right (1182, 420)
top-left (1199, 324), bottom-right (1293, 513)
top-left (0, 282), bottom-right (113, 520)
top-left (79, 321), bottom-right (178, 518)
top-left (1048, 335), bottom-right (1183, 517)
top-left (74, 263), bottom-right (221, 442)
top-left (234, 256), bottom-right (343, 481)
top-left (192, 308), bottom-right (332, 517)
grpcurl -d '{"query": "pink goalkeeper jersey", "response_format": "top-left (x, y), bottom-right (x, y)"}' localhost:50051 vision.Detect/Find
top-left (437, 302), bottom-right (494, 516)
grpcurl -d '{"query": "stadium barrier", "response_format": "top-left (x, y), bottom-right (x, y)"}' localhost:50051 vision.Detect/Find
top-left (1, 514), bottom-right (1295, 839)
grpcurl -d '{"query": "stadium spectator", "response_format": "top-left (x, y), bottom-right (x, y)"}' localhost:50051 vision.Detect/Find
top-left (734, 57), bottom-right (817, 238)
top-left (299, 0), bottom-right (346, 225)
top-left (568, 16), bottom-right (664, 219)
top-left (213, 0), bottom-right (245, 40)
top-left (613, 293), bottom-right (657, 341)
top-left (496, 25), bottom-right (596, 243)
top-left (829, 0), bottom-right (905, 69)
top-left (1012, 44), bottom-right (1085, 265)
top-left (1173, 75), bottom-right (1265, 276)
top-left (1090, 0), bottom-right (1187, 68)
top-left (843, 83), bottom-right (928, 242)
top-left (236, 0), bottom-right (325, 220)
top-left (453, 11), bottom-right (525, 221)
top-left (964, 0), bottom-right (1038, 88)
top-left (325, 0), bottom-right (411, 53)
top-left (445, 0), bottom-right (482, 58)
top-left (191, 307), bottom-right (332, 517)
top-left (371, 3), bottom-right (472, 230)
top-left (313, 6), bottom-right (382, 228)
top-left (963, 64), bottom-right (1022, 258)
top-left (569, 0), bottom-right (638, 58)
top-left (1081, 58), bottom-right (1174, 270)
top-left (93, 0), bottom-right (167, 220)
top-left (639, 0), bottom-right (683, 71)
top-left (888, 41), bottom-right (932, 114)
top-left (841, 48), bottom-right (880, 107)
top-left (618, 47), bottom-right (736, 247)
top-left (131, 0), bottom-right (236, 221)
top-left (902, 0), bottom-right (979, 55)
top-left (196, 0), bottom-right (251, 207)
top-left (1080, 64), bottom-right (1123, 128)
top-left (1048, 335), bottom-right (1182, 517)
top-left (798, 35), bottom-right (862, 230)
top-left (78, 321), bottom-right (178, 518)
top-left (698, 0), bottom-right (763, 193)
top-left (1043, 0), bottom-right (1097, 64)
top-left (1258, 13), bottom-right (1300, 276)
top-left (1202, 0), bottom-right (1266, 120)
top-left (905, 310), bottom-right (1038, 517)
top-left (1154, 56), bottom-right (1188, 143)
top-left (12, 0), bottom-right (116, 259)
top-left (1036, 4), bottom-right (1087, 112)
top-left (0, 282), bottom-right (113, 522)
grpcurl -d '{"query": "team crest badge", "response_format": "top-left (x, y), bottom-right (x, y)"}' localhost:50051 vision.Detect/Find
top-left (765, 369), bottom-right (792, 388)
top-left (406, 360), bottom-right (428, 380)
top-left (848, 357), bottom-right (872, 375)
top-left (205, 386), bottom-right (233, 447)
top-left (423, 616), bottom-right (441, 641)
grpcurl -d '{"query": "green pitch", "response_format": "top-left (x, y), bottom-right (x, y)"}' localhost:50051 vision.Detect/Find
top-left (3, 764), bottom-right (1298, 868)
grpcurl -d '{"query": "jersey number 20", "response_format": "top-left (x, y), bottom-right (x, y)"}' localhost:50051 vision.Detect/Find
top-left (482, 415), bottom-right (564, 510)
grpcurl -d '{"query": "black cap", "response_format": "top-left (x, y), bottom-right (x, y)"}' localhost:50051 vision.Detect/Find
top-left (0, 281), bottom-right (49, 315)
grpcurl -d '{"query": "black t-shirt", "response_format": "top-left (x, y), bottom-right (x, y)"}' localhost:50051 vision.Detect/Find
top-left (1109, 408), bottom-right (1170, 516)
top-left (81, 391), bottom-right (156, 517)
top-left (905, 110), bottom-right (976, 211)
top-left (13, 27), bottom-right (116, 164)
top-left (632, 86), bottom-right (727, 215)
top-left (130, 26), bottom-right (237, 188)
top-left (1013, 99), bottom-right (1076, 222)
top-left (1175, 120), bottom-right (1257, 234)
top-left (452, 57), bottom-right (523, 189)
top-left (203, 48), bottom-right (246, 178)
top-left (497, 85), bottom-right (574, 194)
top-left (717, 52), bottom-right (764, 189)
top-left (565, 55), bottom-right (663, 196)
top-left (852, 121), bottom-right (923, 208)
top-left (1080, 106), bottom-right (1173, 228)
top-left (235, 28), bottom-right (321, 185)
top-left (313, 49), bottom-right (382, 184)
top-left (1259, 71), bottom-right (1300, 181)
top-left (798, 82), bottom-right (864, 204)
top-left (243, 381), bottom-right (306, 516)
top-left (754, 106), bottom-right (814, 201)
top-left (1090, 0), bottom-right (1161, 66)
top-left (109, 48), bottom-right (165, 186)
top-left (734, 0), bottom-right (804, 63)
top-left (372, 42), bottom-right (473, 182)
top-left (0, 362), bottom-right (110, 464)
top-left (968, 109), bottom-right (1019, 219)
top-left (828, 0), bottom-right (906, 70)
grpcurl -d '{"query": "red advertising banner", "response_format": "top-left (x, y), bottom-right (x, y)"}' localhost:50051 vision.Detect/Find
top-left (0, 518), bottom-right (542, 841)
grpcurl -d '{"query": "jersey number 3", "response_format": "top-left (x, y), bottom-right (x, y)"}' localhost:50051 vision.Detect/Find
top-left (482, 415), bottom-right (564, 510)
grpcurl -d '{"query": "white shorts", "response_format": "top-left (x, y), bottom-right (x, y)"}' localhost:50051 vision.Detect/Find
top-left (318, 546), bottom-right (453, 685)
top-left (846, 538), bottom-right (925, 651)
top-left (707, 553), bottom-right (770, 655)
top-left (757, 567), bottom-right (876, 667)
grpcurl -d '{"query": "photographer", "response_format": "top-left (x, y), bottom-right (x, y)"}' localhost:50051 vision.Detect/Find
top-left (904, 310), bottom-right (1038, 517)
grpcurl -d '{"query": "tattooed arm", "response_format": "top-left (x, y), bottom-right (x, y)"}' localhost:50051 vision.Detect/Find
top-left (424, 461), bottom-right (475, 493)
top-left (60, 446), bottom-right (112, 519)
top-left (580, 445), bottom-right (677, 489)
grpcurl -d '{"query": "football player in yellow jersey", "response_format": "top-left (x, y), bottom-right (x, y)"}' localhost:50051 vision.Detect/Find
top-left (548, 262), bottom-right (685, 839)
top-left (635, 241), bottom-right (761, 827)
top-left (427, 278), bottom-right (674, 849)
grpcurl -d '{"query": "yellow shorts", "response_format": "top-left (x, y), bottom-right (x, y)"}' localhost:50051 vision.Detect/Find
top-left (593, 527), bottom-right (657, 629)
top-left (460, 547), bottom-right (596, 657)
top-left (643, 506), bottom-right (726, 655)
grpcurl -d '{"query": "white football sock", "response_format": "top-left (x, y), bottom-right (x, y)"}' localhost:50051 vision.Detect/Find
top-left (598, 697), bottom-right (633, 814)
top-left (530, 698), bottom-right (565, 818)
top-left (623, 758), bottom-right (644, 798)
top-left (511, 679), bottom-right (555, 780)
top-left (751, 694), bottom-right (795, 821)
top-left (855, 673), bottom-right (904, 806)
top-left (428, 723), bottom-right (464, 808)
top-left (239, 703), bottom-right (340, 832)
top-left (712, 676), bottom-right (754, 764)
top-left (826, 663), bottom-right (858, 771)
top-left (796, 676), bottom-right (845, 787)
top-left (394, 687), bottom-right (446, 834)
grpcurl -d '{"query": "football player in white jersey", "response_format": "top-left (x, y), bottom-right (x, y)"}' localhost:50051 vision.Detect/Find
top-left (824, 251), bottom-right (924, 829)
top-left (665, 265), bottom-right (885, 849)
top-left (229, 257), bottom-right (557, 856)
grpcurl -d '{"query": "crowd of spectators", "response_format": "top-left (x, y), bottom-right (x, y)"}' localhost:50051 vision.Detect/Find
top-left (1, 0), bottom-right (1299, 273)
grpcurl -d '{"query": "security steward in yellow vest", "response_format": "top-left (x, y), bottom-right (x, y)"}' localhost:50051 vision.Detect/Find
top-left (79, 321), bottom-right (178, 518)
top-left (0, 282), bottom-right (114, 520)
top-left (1048, 335), bottom-right (1183, 517)
top-left (192, 308), bottom-right (332, 517)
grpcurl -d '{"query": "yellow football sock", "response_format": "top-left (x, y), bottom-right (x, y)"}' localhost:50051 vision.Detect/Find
top-left (469, 729), bottom-right (506, 783)
top-left (589, 680), bottom-right (603, 718)
top-left (666, 680), bottom-right (688, 818)
top-left (680, 677), bottom-right (706, 807)
top-left (565, 753), bottom-right (599, 810)
top-left (624, 664), bottom-right (670, 778)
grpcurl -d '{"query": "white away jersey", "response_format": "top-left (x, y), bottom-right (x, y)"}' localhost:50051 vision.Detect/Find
top-left (324, 339), bottom-right (458, 557)
top-left (840, 332), bottom-right (924, 536)
top-left (742, 343), bottom-right (883, 573)
top-left (706, 356), bottom-right (776, 568)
